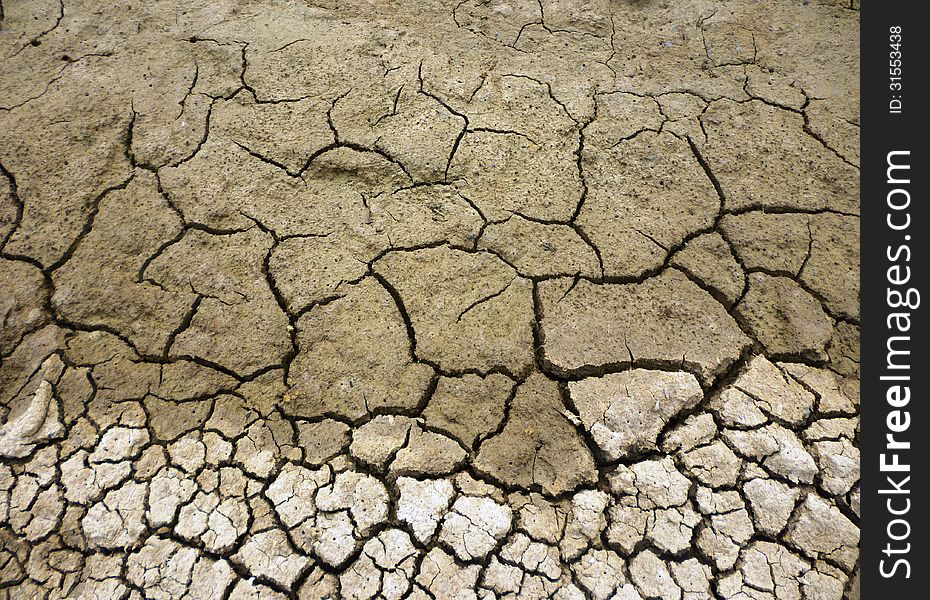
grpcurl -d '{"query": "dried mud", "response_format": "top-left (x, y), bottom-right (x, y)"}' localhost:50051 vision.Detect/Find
top-left (0, 1), bottom-right (860, 599)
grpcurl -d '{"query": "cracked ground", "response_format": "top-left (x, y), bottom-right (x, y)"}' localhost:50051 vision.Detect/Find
top-left (0, 0), bottom-right (861, 598)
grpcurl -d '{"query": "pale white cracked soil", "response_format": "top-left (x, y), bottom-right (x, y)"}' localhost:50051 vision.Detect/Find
top-left (0, 0), bottom-right (860, 599)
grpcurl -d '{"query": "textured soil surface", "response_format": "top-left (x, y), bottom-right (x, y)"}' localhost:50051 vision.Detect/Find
top-left (0, 1), bottom-right (860, 599)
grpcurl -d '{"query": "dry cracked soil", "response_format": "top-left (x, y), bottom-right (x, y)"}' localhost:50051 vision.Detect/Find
top-left (0, 0), bottom-right (860, 599)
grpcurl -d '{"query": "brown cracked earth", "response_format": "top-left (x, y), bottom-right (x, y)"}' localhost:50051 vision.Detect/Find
top-left (0, 0), bottom-right (861, 599)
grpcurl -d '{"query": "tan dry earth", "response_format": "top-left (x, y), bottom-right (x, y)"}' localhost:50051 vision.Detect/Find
top-left (0, 0), bottom-right (860, 599)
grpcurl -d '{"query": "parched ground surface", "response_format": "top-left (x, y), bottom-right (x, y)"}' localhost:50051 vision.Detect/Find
top-left (0, 0), bottom-right (860, 599)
